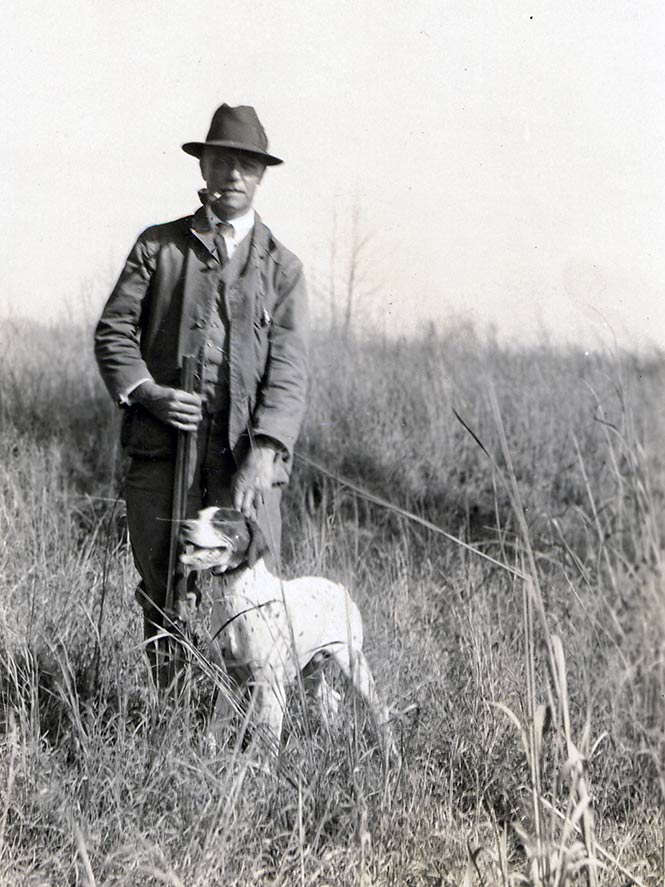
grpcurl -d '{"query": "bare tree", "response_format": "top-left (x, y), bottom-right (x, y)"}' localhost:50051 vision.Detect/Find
top-left (341, 202), bottom-right (376, 341)
top-left (321, 200), bottom-right (380, 340)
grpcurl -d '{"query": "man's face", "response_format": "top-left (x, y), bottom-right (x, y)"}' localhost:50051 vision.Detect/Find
top-left (200, 147), bottom-right (266, 220)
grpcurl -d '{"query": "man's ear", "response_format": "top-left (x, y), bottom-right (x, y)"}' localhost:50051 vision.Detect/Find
top-left (199, 152), bottom-right (208, 180)
top-left (246, 519), bottom-right (269, 568)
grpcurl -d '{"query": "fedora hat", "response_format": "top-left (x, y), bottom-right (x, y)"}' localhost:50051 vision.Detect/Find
top-left (182, 104), bottom-right (283, 165)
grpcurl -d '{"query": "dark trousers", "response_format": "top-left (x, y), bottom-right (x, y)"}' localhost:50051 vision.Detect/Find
top-left (124, 412), bottom-right (282, 629)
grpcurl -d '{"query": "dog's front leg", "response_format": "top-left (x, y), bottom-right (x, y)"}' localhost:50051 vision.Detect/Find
top-left (208, 658), bottom-right (250, 751)
top-left (249, 670), bottom-right (286, 758)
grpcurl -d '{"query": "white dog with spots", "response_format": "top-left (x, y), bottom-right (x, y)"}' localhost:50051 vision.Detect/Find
top-left (180, 507), bottom-right (395, 759)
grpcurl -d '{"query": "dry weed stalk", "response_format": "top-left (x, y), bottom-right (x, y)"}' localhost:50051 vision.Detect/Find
top-left (484, 387), bottom-right (602, 887)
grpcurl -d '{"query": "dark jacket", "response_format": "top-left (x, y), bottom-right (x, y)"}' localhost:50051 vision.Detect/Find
top-left (95, 206), bottom-right (308, 468)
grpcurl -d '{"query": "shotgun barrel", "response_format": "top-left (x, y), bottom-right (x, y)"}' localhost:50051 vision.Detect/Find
top-left (164, 354), bottom-right (197, 619)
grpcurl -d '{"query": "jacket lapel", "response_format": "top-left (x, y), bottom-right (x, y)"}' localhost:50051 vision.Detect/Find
top-left (178, 207), bottom-right (220, 362)
top-left (225, 217), bottom-right (273, 447)
top-left (189, 205), bottom-right (217, 257)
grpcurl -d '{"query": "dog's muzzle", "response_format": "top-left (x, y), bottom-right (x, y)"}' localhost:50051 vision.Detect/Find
top-left (180, 543), bottom-right (233, 573)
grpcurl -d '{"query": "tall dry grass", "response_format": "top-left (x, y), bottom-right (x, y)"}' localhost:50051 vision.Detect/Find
top-left (0, 315), bottom-right (663, 885)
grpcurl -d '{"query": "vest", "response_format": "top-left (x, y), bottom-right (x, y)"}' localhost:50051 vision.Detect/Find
top-left (197, 228), bottom-right (254, 415)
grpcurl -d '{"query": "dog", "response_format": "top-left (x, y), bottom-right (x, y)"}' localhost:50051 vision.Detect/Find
top-left (180, 507), bottom-right (395, 760)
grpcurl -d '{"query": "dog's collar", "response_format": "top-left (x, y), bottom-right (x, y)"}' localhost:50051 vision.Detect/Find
top-left (215, 561), bottom-right (250, 578)
top-left (215, 553), bottom-right (269, 578)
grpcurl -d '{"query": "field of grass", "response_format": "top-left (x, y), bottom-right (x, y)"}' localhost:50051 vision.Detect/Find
top-left (0, 315), bottom-right (663, 886)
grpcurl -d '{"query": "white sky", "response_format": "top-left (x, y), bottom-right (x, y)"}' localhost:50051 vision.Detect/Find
top-left (2, 0), bottom-right (664, 348)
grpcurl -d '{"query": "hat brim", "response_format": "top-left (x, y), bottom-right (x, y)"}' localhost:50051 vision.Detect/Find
top-left (182, 140), bottom-right (283, 165)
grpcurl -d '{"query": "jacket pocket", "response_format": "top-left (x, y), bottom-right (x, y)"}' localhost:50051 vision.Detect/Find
top-left (121, 406), bottom-right (177, 460)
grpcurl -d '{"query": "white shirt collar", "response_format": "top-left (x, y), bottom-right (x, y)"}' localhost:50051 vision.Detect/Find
top-left (206, 204), bottom-right (255, 242)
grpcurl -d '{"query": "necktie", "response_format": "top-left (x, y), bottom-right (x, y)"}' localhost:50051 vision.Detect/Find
top-left (214, 221), bottom-right (233, 265)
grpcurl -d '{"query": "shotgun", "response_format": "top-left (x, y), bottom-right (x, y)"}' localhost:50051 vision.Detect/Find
top-left (165, 353), bottom-right (197, 622)
top-left (159, 355), bottom-right (198, 694)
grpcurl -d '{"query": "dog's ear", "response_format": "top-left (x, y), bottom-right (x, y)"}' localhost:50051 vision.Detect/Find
top-left (246, 518), bottom-right (269, 568)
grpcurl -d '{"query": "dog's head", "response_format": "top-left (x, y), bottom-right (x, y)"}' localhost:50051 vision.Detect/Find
top-left (179, 507), bottom-right (268, 574)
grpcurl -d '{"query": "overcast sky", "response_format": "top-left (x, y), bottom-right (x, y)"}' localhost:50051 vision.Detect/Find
top-left (3, 0), bottom-right (664, 348)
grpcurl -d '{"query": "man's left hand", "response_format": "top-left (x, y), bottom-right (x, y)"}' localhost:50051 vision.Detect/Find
top-left (232, 441), bottom-right (279, 517)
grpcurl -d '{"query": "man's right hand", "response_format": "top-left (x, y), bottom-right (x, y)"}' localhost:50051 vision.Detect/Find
top-left (132, 381), bottom-right (202, 432)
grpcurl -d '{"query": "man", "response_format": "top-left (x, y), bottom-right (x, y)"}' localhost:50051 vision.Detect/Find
top-left (95, 104), bottom-right (308, 680)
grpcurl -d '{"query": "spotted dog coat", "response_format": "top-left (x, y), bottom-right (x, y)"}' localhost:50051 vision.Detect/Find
top-left (181, 507), bottom-right (395, 758)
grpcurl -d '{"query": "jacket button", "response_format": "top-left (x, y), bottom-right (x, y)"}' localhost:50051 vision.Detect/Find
top-left (194, 319), bottom-right (206, 329)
